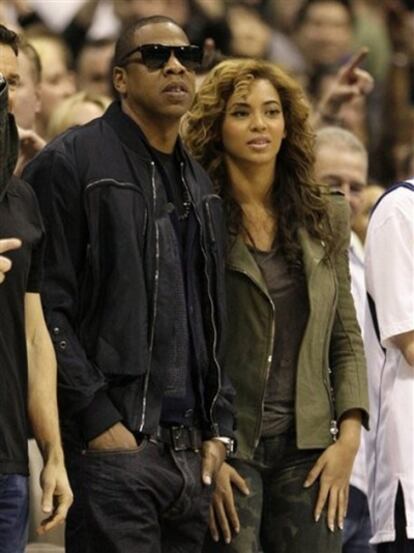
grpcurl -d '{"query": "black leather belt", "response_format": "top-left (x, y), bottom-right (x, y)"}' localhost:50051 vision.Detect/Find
top-left (152, 425), bottom-right (203, 452)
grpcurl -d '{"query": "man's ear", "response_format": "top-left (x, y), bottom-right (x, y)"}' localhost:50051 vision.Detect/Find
top-left (113, 66), bottom-right (127, 96)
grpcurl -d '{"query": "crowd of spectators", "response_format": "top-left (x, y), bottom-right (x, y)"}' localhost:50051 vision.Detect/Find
top-left (0, 1), bottom-right (413, 551)
top-left (0, 0), bottom-right (413, 189)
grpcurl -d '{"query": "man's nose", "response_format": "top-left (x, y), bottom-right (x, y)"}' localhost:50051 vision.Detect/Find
top-left (164, 53), bottom-right (186, 74)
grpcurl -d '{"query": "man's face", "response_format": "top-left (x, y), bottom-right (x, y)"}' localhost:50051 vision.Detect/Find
top-left (13, 50), bottom-right (41, 130)
top-left (297, 1), bottom-right (352, 67)
top-left (113, 22), bottom-right (196, 123)
top-left (77, 42), bottom-right (114, 97)
top-left (0, 43), bottom-right (19, 112)
top-left (36, 42), bottom-right (76, 125)
top-left (314, 145), bottom-right (368, 226)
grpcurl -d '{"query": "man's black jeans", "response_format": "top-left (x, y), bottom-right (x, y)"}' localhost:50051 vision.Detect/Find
top-left (65, 438), bottom-right (212, 553)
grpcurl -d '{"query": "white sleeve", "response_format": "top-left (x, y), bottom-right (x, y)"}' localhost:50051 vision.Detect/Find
top-left (365, 193), bottom-right (414, 347)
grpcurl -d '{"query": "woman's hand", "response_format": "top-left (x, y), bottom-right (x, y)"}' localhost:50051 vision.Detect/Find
top-left (209, 462), bottom-right (250, 544)
top-left (303, 410), bottom-right (361, 532)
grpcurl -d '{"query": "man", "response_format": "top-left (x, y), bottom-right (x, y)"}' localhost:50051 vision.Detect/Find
top-left (315, 127), bottom-right (373, 552)
top-left (294, 0), bottom-right (355, 74)
top-left (364, 180), bottom-right (414, 552)
top-left (28, 33), bottom-right (76, 138)
top-left (14, 39), bottom-right (42, 132)
top-left (76, 38), bottom-right (115, 97)
top-left (12, 39), bottom-right (46, 176)
top-left (23, 15), bottom-right (235, 553)
top-left (0, 25), bottom-right (72, 553)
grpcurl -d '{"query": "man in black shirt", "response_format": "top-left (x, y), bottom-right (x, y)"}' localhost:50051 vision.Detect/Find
top-left (0, 26), bottom-right (72, 553)
top-left (23, 15), bottom-right (235, 553)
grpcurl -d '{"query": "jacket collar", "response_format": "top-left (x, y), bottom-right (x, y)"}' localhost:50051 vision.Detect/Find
top-left (226, 235), bottom-right (270, 295)
top-left (103, 100), bottom-right (188, 162)
top-left (227, 228), bottom-right (326, 292)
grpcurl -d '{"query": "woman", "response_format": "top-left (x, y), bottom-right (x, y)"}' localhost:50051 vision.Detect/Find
top-left (47, 90), bottom-right (111, 140)
top-left (184, 59), bottom-right (369, 553)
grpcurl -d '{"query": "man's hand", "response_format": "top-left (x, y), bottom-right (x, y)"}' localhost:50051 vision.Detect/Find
top-left (201, 439), bottom-right (227, 486)
top-left (88, 422), bottom-right (138, 451)
top-left (0, 238), bottom-right (21, 283)
top-left (37, 457), bottom-right (73, 535)
top-left (208, 462), bottom-right (250, 544)
top-left (316, 48), bottom-right (374, 125)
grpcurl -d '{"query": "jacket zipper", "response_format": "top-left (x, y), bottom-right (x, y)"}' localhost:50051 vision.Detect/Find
top-left (322, 254), bottom-right (339, 442)
top-left (227, 264), bottom-right (275, 448)
top-left (139, 162), bottom-right (160, 432)
top-left (180, 163), bottom-right (221, 434)
top-left (84, 176), bottom-right (153, 430)
top-left (85, 177), bottom-right (139, 192)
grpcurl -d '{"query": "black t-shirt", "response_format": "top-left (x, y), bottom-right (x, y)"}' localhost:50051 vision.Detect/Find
top-left (0, 176), bottom-right (45, 475)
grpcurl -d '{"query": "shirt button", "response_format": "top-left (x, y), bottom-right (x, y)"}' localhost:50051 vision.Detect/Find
top-left (52, 327), bottom-right (60, 335)
top-left (59, 340), bottom-right (67, 351)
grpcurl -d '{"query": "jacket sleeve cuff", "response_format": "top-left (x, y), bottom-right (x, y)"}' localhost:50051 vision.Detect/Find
top-left (203, 406), bottom-right (236, 443)
top-left (81, 390), bottom-right (123, 442)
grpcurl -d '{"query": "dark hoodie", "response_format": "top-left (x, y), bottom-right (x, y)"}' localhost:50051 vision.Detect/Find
top-left (0, 77), bottom-right (45, 475)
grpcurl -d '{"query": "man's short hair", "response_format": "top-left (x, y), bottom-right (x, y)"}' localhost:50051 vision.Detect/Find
top-left (0, 24), bottom-right (19, 56)
top-left (78, 38), bottom-right (115, 60)
top-left (315, 126), bottom-right (367, 161)
top-left (18, 39), bottom-right (42, 84)
top-left (113, 15), bottom-right (182, 67)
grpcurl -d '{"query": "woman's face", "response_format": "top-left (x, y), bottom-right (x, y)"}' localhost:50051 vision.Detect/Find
top-left (221, 78), bottom-right (286, 167)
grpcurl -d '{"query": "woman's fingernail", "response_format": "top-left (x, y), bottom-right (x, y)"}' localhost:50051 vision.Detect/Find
top-left (315, 514), bottom-right (320, 522)
top-left (329, 524), bottom-right (334, 533)
top-left (339, 521), bottom-right (343, 530)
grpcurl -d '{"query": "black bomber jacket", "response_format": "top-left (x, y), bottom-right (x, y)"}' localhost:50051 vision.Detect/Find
top-left (23, 102), bottom-right (235, 446)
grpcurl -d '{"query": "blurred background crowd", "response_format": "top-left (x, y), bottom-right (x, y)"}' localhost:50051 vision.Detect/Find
top-left (0, 0), bottom-right (413, 550)
top-left (1, 0), bottom-right (414, 249)
top-left (1, 0), bottom-right (413, 189)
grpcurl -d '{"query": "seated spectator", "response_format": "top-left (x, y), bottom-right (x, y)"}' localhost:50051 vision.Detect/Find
top-left (28, 33), bottom-right (76, 138)
top-left (293, 0), bottom-right (356, 89)
top-left (76, 38), bottom-right (115, 97)
top-left (46, 90), bottom-right (110, 140)
top-left (12, 38), bottom-right (45, 176)
top-left (226, 2), bottom-right (306, 79)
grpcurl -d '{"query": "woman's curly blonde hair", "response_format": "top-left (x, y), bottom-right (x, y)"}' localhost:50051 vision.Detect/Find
top-left (183, 58), bottom-right (332, 266)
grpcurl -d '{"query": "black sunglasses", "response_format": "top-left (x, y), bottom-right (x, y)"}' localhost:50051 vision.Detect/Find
top-left (118, 43), bottom-right (203, 71)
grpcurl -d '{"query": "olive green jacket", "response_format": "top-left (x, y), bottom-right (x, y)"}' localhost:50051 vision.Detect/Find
top-left (225, 194), bottom-right (369, 459)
